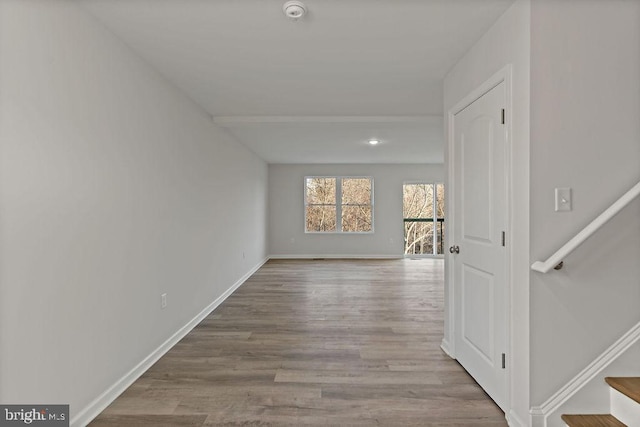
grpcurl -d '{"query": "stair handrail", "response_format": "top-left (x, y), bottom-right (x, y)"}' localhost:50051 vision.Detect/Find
top-left (531, 181), bottom-right (640, 273)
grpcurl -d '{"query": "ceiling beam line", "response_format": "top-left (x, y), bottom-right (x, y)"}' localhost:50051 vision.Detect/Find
top-left (212, 115), bottom-right (442, 125)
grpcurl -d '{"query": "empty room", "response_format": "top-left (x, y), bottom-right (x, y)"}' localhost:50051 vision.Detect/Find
top-left (1, 1), bottom-right (639, 427)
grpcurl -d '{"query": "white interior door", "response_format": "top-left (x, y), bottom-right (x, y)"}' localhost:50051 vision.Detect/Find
top-left (452, 81), bottom-right (508, 410)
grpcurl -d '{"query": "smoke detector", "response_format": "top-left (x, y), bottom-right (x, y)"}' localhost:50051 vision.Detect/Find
top-left (283, 1), bottom-right (307, 20)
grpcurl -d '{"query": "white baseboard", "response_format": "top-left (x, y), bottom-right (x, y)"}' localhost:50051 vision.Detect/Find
top-left (529, 320), bottom-right (640, 427)
top-left (529, 408), bottom-right (545, 427)
top-left (71, 257), bottom-right (269, 427)
top-left (440, 338), bottom-right (454, 358)
top-left (269, 254), bottom-right (404, 259)
top-left (506, 410), bottom-right (527, 427)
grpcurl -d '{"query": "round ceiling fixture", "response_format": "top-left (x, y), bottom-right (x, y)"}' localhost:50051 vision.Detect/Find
top-left (368, 139), bottom-right (380, 146)
top-left (283, 1), bottom-right (307, 20)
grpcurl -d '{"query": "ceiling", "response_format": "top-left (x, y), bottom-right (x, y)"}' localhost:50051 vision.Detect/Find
top-left (81, 0), bottom-right (514, 164)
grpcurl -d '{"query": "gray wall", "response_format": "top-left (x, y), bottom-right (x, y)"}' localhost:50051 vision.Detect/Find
top-left (0, 0), bottom-right (268, 421)
top-left (530, 0), bottom-right (640, 405)
top-left (268, 164), bottom-right (444, 257)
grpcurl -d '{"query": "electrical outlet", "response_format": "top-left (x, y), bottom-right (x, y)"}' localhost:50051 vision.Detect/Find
top-left (161, 293), bottom-right (167, 309)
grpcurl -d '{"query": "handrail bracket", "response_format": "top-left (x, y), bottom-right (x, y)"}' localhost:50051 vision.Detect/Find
top-left (531, 181), bottom-right (640, 274)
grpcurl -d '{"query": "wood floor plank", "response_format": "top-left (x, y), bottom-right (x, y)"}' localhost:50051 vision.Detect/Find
top-left (100, 396), bottom-right (180, 416)
top-left (561, 414), bottom-right (626, 427)
top-left (320, 383), bottom-right (492, 401)
top-left (274, 368), bottom-right (443, 385)
top-left (89, 414), bottom-right (207, 427)
top-left (90, 259), bottom-right (506, 426)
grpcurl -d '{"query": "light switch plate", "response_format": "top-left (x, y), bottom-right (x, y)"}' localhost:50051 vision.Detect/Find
top-left (555, 187), bottom-right (572, 212)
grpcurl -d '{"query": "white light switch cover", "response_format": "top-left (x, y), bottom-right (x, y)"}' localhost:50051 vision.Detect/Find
top-left (555, 187), bottom-right (572, 212)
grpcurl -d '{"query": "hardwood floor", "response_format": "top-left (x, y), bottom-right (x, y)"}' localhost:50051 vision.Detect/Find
top-left (90, 259), bottom-right (506, 426)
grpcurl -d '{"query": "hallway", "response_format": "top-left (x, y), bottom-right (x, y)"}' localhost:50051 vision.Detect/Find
top-left (91, 259), bottom-right (506, 426)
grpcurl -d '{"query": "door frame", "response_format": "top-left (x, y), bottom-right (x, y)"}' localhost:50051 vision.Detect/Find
top-left (443, 65), bottom-right (513, 412)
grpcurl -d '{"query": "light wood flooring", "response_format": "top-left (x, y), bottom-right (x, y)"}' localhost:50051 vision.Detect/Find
top-left (90, 259), bottom-right (506, 426)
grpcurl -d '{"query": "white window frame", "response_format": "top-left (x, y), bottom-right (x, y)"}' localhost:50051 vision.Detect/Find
top-left (304, 176), bottom-right (374, 234)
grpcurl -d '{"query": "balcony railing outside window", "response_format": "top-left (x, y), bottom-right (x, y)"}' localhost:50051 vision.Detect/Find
top-left (403, 183), bottom-right (445, 256)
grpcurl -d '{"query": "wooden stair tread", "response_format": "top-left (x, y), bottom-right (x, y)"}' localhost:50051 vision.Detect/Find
top-left (561, 414), bottom-right (626, 427)
top-left (605, 376), bottom-right (640, 404)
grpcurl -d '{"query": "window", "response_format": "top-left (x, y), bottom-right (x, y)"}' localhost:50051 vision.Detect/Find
top-left (403, 183), bottom-right (445, 255)
top-left (305, 177), bottom-right (337, 232)
top-left (341, 178), bottom-right (373, 232)
top-left (305, 177), bottom-right (373, 233)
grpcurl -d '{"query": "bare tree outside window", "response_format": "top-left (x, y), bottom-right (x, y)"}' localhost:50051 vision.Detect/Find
top-left (305, 177), bottom-right (337, 232)
top-left (403, 183), bottom-right (445, 255)
top-left (305, 177), bottom-right (373, 233)
top-left (342, 178), bottom-right (372, 232)
top-left (436, 183), bottom-right (445, 250)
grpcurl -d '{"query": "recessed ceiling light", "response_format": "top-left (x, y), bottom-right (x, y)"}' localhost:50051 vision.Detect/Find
top-left (368, 139), bottom-right (380, 146)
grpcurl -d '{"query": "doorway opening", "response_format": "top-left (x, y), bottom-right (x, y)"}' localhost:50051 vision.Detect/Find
top-left (403, 183), bottom-right (445, 257)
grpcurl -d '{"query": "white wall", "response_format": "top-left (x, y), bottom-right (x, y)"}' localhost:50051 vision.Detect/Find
top-left (443, 0), bottom-right (530, 424)
top-left (268, 164), bottom-right (444, 257)
top-left (530, 0), bottom-right (640, 408)
top-left (0, 0), bottom-right (268, 423)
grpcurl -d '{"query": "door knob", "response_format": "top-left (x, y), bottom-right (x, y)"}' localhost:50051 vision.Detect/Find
top-left (449, 245), bottom-right (460, 254)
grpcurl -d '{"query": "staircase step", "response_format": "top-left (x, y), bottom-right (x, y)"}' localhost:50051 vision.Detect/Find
top-left (607, 377), bottom-right (640, 427)
top-left (606, 377), bottom-right (640, 404)
top-left (561, 414), bottom-right (626, 427)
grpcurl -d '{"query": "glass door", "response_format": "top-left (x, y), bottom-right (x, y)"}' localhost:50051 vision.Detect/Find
top-left (403, 183), bottom-right (445, 256)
